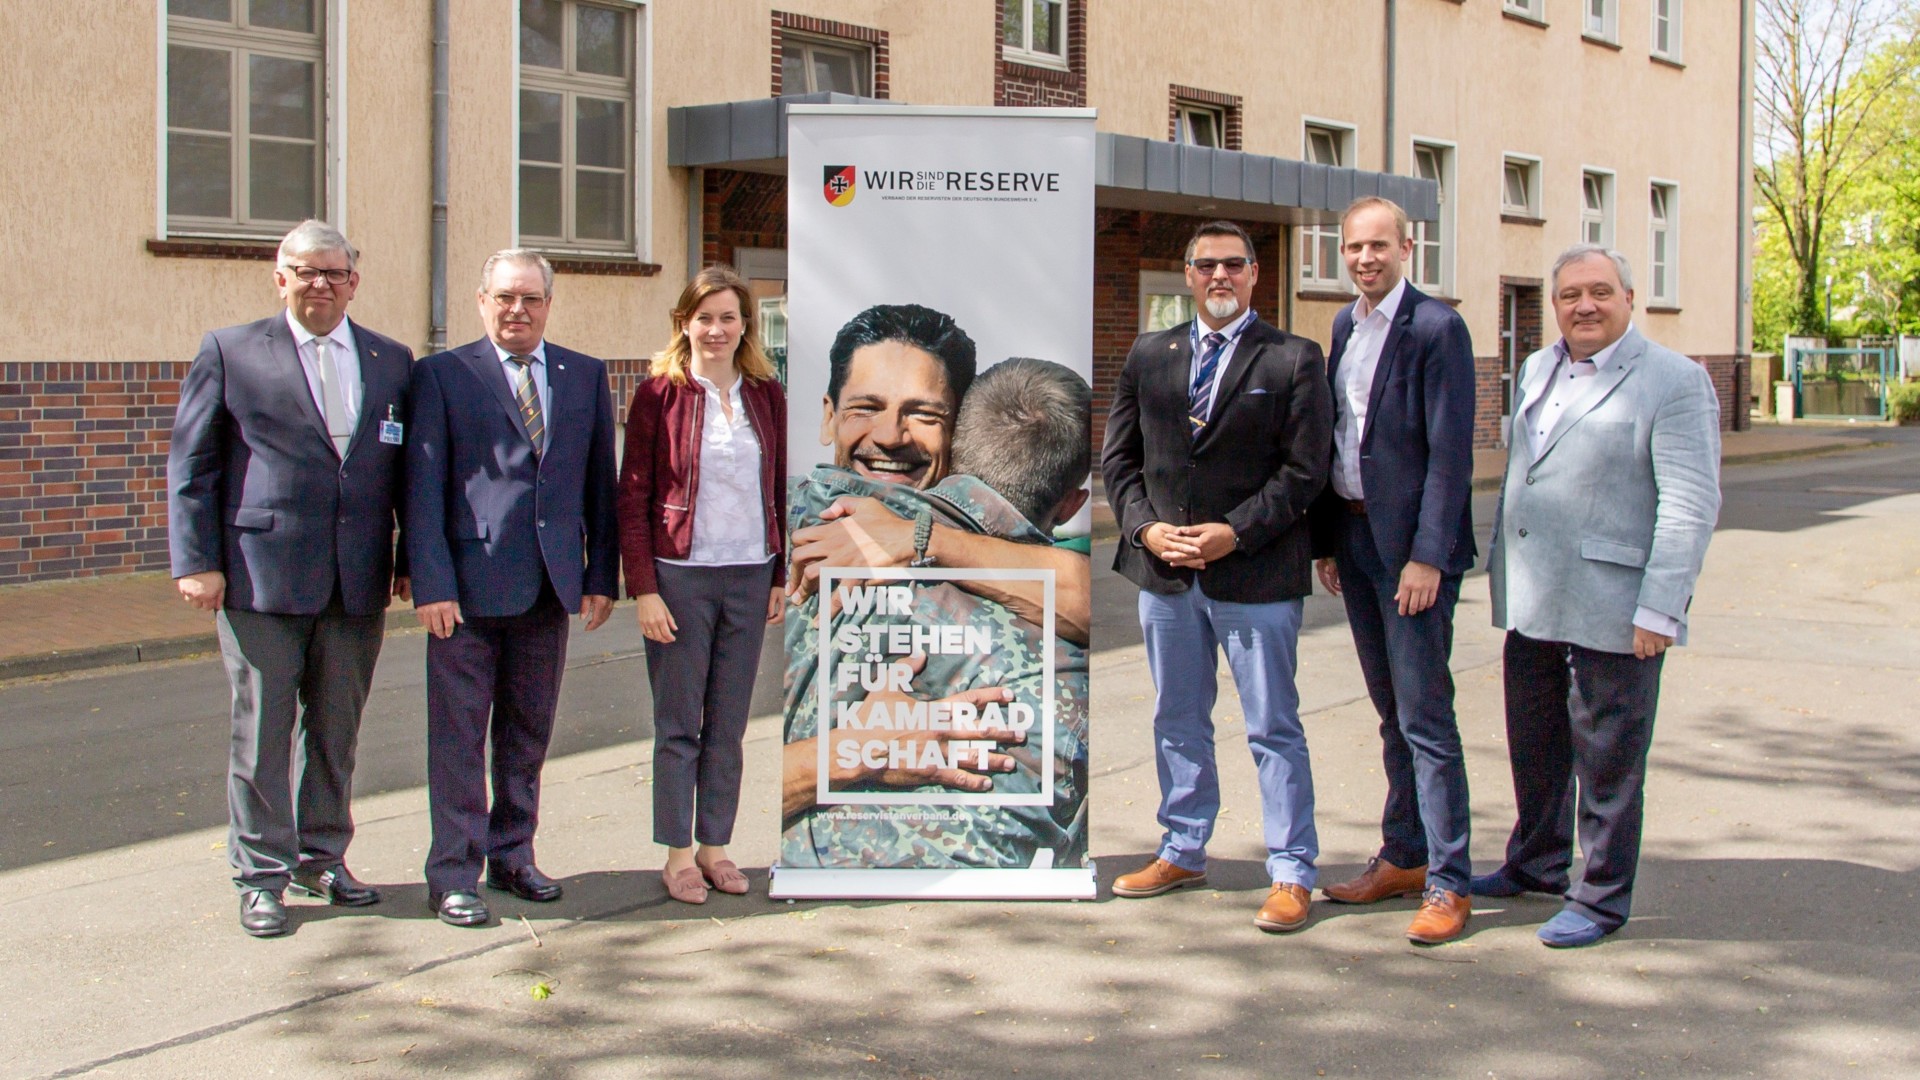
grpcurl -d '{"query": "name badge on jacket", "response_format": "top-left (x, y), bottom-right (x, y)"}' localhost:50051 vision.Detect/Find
top-left (379, 406), bottom-right (404, 445)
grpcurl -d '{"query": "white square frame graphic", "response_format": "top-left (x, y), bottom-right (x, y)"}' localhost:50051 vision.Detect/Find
top-left (814, 565), bottom-right (1056, 809)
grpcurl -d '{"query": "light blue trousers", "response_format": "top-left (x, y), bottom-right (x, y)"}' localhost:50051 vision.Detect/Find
top-left (1138, 585), bottom-right (1317, 887)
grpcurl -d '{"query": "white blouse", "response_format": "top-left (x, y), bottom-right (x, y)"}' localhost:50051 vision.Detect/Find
top-left (660, 374), bottom-right (768, 567)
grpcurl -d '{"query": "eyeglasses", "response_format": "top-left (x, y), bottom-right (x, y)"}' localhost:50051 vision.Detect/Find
top-left (1188, 258), bottom-right (1253, 276)
top-left (285, 265), bottom-right (353, 286)
top-left (488, 292), bottom-right (550, 310)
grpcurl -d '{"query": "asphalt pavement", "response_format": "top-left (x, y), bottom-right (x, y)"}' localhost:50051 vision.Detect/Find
top-left (4, 429), bottom-right (1918, 1079)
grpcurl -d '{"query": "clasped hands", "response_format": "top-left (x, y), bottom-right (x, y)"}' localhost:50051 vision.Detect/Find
top-left (1142, 521), bottom-right (1236, 569)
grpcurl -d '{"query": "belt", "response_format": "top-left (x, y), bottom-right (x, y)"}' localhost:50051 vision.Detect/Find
top-left (1346, 499), bottom-right (1367, 516)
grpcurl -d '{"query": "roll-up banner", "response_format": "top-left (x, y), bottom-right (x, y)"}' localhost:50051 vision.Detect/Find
top-left (773, 106), bottom-right (1098, 901)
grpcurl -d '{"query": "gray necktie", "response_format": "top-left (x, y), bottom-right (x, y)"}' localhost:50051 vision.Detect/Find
top-left (314, 337), bottom-right (352, 456)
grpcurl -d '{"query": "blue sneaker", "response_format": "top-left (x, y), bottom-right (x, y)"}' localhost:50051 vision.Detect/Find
top-left (1537, 909), bottom-right (1609, 948)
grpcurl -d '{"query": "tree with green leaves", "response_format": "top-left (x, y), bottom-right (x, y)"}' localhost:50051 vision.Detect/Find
top-left (1753, 0), bottom-right (1917, 341)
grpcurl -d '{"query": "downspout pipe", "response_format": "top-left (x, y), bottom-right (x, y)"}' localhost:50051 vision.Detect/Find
top-left (1737, 0), bottom-right (1754, 358)
top-left (429, 0), bottom-right (450, 352)
top-left (1383, 0), bottom-right (1397, 173)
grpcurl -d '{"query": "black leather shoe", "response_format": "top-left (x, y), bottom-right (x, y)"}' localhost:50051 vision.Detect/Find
top-left (430, 890), bottom-right (490, 927)
top-left (240, 889), bottom-right (289, 938)
top-left (290, 865), bottom-right (381, 907)
top-left (486, 862), bottom-right (563, 902)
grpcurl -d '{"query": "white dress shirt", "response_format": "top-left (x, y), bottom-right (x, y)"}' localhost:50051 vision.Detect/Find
top-left (660, 374), bottom-right (769, 567)
top-left (1523, 325), bottom-right (1679, 639)
top-left (490, 340), bottom-right (551, 450)
top-left (286, 311), bottom-right (361, 437)
top-left (1189, 306), bottom-right (1257, 420)
top-left (1331, 278), bottom-right (1408, 501)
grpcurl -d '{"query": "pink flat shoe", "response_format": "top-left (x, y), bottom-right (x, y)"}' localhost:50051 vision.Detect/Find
top-left (697, 859), bottom-right (750, 895)
top-left (663, 866), bottom-right (708, 904)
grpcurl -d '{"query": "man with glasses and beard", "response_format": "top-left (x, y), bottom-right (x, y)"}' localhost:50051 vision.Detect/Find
top-left (1102, 220), bottom-right (1333, 934)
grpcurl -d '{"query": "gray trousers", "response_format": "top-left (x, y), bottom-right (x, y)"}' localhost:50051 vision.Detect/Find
top-left (217, 603), bottom-right (385, 892)
top-left (644, 559), bottom-right (773, 848)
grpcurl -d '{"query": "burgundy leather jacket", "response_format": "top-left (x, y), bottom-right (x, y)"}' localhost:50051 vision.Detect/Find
top-left (616, 372), bottom-right (786, 596)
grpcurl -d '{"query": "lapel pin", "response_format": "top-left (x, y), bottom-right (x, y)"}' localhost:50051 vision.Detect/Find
top-left (1168, 343), bottom-right (1179, 351)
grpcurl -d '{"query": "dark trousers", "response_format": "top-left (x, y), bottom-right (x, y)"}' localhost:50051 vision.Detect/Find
top-left (1500, 630), bottom-right (1665, 931)
top-left (1334, 511), bottom-right (1471, 892)
top-left (424, 582), bottom-right (570, 894)
top-left (217, 595), bottom-right (385, 892)
top-left (645, 559), bottom-right (773, 848)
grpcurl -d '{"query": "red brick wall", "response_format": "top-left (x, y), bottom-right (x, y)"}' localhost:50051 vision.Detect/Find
top-left (702, 169), bottom-right (787, 270)
top-left (994, 0), bottom-right (1087, 107)
top-left (0, 363), bottom-right (183, 584)
top-left (1696, 355), bottom-right (1748, 432)
top-left (1473, 354), bottom-right (1506, 449)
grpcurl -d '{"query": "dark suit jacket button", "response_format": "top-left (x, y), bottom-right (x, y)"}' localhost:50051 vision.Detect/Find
top-left (1518, 528), bottom-right (1528, 537)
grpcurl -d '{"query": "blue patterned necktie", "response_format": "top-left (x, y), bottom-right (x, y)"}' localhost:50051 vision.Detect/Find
top-left (1189, 331), bottom-right (1229, 433)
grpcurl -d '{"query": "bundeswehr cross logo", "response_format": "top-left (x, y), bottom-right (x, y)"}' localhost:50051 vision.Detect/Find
top-left (824, 165), bottom-right (856, 207)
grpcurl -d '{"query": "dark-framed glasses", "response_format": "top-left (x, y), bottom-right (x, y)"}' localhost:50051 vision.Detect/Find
top-left (1188, 257), bottom-right (1252, 276)
top-left (285, 265), bottom-right (354, 286)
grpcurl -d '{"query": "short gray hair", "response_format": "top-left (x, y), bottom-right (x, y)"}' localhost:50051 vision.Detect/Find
top-left (950, 358), bottom-right (1092, 533)
top-left (277, 219), bottom-right (357, 270)
top-left (1551, 244), bottom-right (1634, 293)
top-left (480, 249), bottom-right (555, 296)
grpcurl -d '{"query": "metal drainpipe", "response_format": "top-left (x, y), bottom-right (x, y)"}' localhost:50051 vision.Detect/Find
top-left (1384, 0), bottom-right (1397, 173)
top-left (428, 0), bottom-right (450, 352)
top-left (1737, 0), bottom-right (1754, 358)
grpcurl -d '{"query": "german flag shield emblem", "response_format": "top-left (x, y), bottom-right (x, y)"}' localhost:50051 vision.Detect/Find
top-left (824, 165), bottom-right (856, 207)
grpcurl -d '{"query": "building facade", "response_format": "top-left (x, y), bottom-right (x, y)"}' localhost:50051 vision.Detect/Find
top-left (0, 0), bottom-right (1751, 585)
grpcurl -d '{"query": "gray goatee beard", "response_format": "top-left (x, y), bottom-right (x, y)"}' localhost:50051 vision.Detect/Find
top-left (1204, 295), bottom-right (1241, 321)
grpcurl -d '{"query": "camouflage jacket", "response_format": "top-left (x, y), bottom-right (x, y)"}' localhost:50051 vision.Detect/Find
top-left (781, 465), bottom-right (1090, 870)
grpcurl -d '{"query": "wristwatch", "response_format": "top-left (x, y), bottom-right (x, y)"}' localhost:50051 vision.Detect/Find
top-left (910, 508), bottom-right (938, 567)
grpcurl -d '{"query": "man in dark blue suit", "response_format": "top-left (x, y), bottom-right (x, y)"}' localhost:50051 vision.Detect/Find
top-left (1308, 197), bottom-right (1478, 944)
top-left (406, 250), bottom-right (618, 927)
top-left (169, 220), bottom-right (412, 937)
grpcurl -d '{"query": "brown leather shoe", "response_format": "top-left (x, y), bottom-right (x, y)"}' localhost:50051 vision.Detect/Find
top-left (1405, 887), bottom-right (1471, 944)
top-left (1254, 882), bottom-right (1312, 933)
top-left (1321, 856), bottom-right (1427, 904)
top-left (1111, 858), bottom-right (1207, 898)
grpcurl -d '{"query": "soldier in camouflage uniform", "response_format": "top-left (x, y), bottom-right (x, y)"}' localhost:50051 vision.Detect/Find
top-left (781, 358), bottom-right (1093, 870)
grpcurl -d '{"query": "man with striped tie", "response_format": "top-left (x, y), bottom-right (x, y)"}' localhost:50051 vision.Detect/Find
top-left (406, 250), bottom-right (619, 927)
top-left (1101, 220), bottom-right (1333, 933)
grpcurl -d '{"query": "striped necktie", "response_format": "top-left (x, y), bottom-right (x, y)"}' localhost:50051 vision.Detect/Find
top-left (506, 354), bottom-right (545, 453)
top-left (1189, 331), bottom-right (1229, 433)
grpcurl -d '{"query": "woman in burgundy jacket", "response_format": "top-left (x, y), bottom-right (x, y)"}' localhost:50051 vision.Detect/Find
top-left (616, 265), bottom-right (786, 904)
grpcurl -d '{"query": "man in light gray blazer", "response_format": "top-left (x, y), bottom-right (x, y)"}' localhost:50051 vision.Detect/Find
top-left (1474, 244), bottom-right (1720, 948)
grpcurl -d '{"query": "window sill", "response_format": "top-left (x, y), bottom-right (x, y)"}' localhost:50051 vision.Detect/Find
top-left (1002, 58), bottom-right (1080, 84)
top-left (1651, 54), bottom-right (1686, 70)
top-left (1645, 304), bottom-right (1682, 315)
top-left (1296, 288), bottom-right (1354, 304)
top-left (542, 255), bottom-right (663, 277)
top-left (1502, 9), bottom-right (1548, 29)
top-left (1002, 50), bottom-right (1071, 74)
top-left (147, 237), bottom-right (278, 261)
top-left (1501, 213), bottom-right (1546, 227)
top-left (1582, 33), bottom-right (1623, 51)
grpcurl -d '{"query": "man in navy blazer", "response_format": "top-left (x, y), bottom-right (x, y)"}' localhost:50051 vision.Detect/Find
top-left (168, 220), bottom-right (412, 937)
top-left (406, 249), bottom-right (618, 926)
top-left (1308, 198), bottom-right (1477, 944)
top-left (1102, 220), bottom-right (1334, 934)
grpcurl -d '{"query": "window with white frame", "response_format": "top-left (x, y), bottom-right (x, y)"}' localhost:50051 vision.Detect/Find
top-left (1583, 0), bottom-right (1617, 41)
top-left (1580, 170), bottom-right (1614, 246)
top-left (165, 0), bottom-right (327, 235)
top-left (1504, 0), bottom-right (1545, 20)
top-left (1649, 183), bottom-right (1678, 305)
top-left (1300, 123), bottom-right (1354, 288)
top-left (1502, 156), bottom-right (1540, 218)
top-left (1139, 271), bottom-right (1195, 332)
top-left (518, 0), bottom-right (637, 251)
top-left (1001, 0), bottom-right (1066, 66)
top-left (781, 33), bottom-right (872, 95)
top-left (1411, 142), bottom-right (1453, 294)
top-left (1652, 0), bottom-right (1683, 60)
top-left (1174, 103), bottom-right (1226, 148)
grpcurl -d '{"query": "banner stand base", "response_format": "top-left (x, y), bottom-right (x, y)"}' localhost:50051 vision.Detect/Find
top-left (769, 865), bottom-right (1098, 901)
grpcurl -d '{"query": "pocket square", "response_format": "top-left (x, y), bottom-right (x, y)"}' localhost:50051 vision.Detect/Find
top-left (1246, 387), bottom-right (1274, 395)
